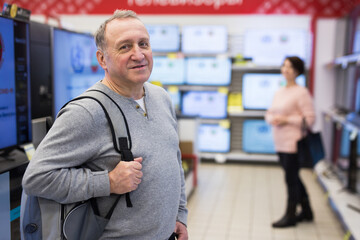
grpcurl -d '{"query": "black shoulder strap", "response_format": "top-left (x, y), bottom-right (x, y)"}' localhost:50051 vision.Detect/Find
top-left (60, 89), bottom-right (133, 208)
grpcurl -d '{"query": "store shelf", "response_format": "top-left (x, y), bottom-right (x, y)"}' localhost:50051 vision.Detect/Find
top-left (199, 150), bottom-right (277, 162)
top-left (329, 53), bottom-right (360, 68)
top-left (229, 110), bottom-right (266, 117)
top-left (324, 109), bottom-right (360, 133)
top-left (315, 161), bottom-right (360, 240)
top-left (232, 64), bottom-right (281, 71)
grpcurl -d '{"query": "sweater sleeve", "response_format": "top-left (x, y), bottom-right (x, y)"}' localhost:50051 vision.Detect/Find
top-left (283, 88), bottom-right (315, 128)
top-left (22, 101), bottom-right (111, 204)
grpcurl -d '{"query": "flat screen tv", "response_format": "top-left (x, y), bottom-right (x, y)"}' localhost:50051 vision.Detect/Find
top-left (148, 56), bottom-right (185, 85)
top-left (242, 73), bottom-right (306, 110)
top-left (166, 87), bottom-right (181, 113)
top-left (181, 91), bottom-right (228, 119)
top-left (181, 25), bottom-right (228, 54)
top-left (0, 161), bottom-right (28, 240)
top-left (185, 57), bottom-right (232, 86)
top-left (243, 29), bottom-right (310, 66)
top-left (198, 124), bottom-right (231, 153)
top-left (52, 28), bottom-right (105, 116)
top-left (146, 24), bottom-right (180, 52)
top-left (242, 119), bottom-right (275, 154)
top-left (0, 16), bottom-right (32, 153)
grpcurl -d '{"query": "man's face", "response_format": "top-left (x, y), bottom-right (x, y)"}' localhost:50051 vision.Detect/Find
top-left (101, 18), bottom-right (153, 86)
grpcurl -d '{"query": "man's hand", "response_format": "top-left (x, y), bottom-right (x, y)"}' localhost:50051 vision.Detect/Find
top-left (174, 221), bottom-right (188, 240)
top-left (108, 157), bottom-right (143, 194)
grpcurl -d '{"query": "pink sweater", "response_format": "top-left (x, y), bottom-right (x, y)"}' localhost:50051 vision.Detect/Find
top-left (265, 85), bottom-right (315, 153)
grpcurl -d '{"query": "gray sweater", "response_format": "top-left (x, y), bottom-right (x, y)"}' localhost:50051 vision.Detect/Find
top-left (22, 81), bottom-right (188, 239)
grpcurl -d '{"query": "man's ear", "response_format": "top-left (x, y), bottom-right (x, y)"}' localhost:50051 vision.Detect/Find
top-left (96, 50), bottom-right (107, 71)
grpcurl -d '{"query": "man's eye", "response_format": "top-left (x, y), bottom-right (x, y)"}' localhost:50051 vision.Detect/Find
top-left (119, 44), bottom-right (130, 50)
top-left (140, 42), bottom-right (150, 48)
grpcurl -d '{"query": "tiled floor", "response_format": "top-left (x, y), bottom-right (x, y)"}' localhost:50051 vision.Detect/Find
top-left (186, 162), bottom-right (345, 240)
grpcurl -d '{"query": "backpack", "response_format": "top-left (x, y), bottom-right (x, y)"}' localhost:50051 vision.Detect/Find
top-left (20, 89), bottom-right (133, 240)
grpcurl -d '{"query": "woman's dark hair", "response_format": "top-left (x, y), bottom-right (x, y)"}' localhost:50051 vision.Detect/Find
top-left (285, 56), bottom-right (305, 76)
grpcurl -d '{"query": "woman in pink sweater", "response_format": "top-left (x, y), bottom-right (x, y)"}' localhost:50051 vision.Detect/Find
top-left (265, 56), bottom-right (315, 228)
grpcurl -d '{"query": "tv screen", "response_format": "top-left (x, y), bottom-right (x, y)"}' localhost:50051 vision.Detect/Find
top-left (0, 161), bottom-right (28, 240)
top-left (181, 91), bottom-right (228, 119)
top-left (181, 25), bottom-right (228, 54)
top-left (340, 128), bottom-right (360, 157)
top-left (146, 25), bottom-right (180, 52)
top-left (242, 119), bottom-right (275, 154)
top-left (148, 56), bottom-right (185, 85)
top-left (198, 124), bottom-right (231, 152)
top-left (243, 29), bottom-right (309, 66)
top-left (52, 28), bottom-right (105, 116)
top-left (242, 73), bottom-right (306, 110)
top-left (0, 17), bottom-right (32, 151)
top-left (166, 87), bottom-right (181, 113)
top-left (185, 57), bottom-right (232, 86)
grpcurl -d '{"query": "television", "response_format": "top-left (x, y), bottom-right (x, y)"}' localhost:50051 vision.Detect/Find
top-left (334, 66), bottom-right (357, 113)
top-left (0, 160), bottom-right (28, 240)
top-left (52, 28), bottom-right (105, 117)
top-left (340, 128), bottom-right (360, 157)
top-left (181, 25), bottom-right (228, 54)
top-left (242, 119), bottom-right (275, 154)
top-left (148, 56), bottom-right (185, 85)
top-left (243, 29), bottom-right (310, 66)
top-left (197, 124), bottom-right (231, 152)
top-left (146, 25), bottom-right (180, 52)
top-left (165, 87), bottom-right (181, 113)
top-left (0, 16), bottom-right (32, 153)
top-left (242, 73), bottom-right (306, 110)
top-left (181, 91), bottom-right (228, 119)
top-left (185, 57), bottom-right (232, 86)
top-left (30, 21), bottom-right (52, 119)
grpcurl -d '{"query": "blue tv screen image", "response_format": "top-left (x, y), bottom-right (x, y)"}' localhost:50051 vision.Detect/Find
top-left (198, 124), bottom-right (231, 153)
top-left (340, 128), bottom-right (360, 157)
top-left (181, 91), bottom-right (227, 119)
top-left (149, 56), bottom-right (185, 85)
top-left (166, 88), bottom-right (181, 112)
top-left (52, 28), bottom-right (105, 116)
top-left (242, 73), bottom-right (306, 110)
top-left (242, 119), bottom-right (276, 154)
top-left (181, 25), bottom-right (228, 54)
top-left (0, 17), bottom-right (32, 150)
top-left (146, 24), bottom-right (180, 52)
top-left (185, 57), bottom-right (232, 86)
top-left (243, 29), bottom-right (310, 66)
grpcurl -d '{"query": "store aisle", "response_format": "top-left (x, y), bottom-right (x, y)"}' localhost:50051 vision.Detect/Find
top-left (186, 162), bottom-right (344, 240)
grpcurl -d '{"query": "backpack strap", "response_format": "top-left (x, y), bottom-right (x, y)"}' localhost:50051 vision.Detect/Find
top-left (61, 89), bottom-right (134, 209)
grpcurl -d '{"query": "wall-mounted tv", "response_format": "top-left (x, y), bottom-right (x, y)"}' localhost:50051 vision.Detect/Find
top-left (149, 56), bottom-right (185, 85)
top-left (242, 73), bottom-right (306, 110)
top-left (242, 119), bottom-right (275, 154)
top-left (181, 25), bottom-right (228, 54)
top-left (52, 28), bottom-right (105, 117)
top-left (146, 24), bottom-right (180, 52)
top-left (198, 124), bottom-right (231, 153)
top-left (185, 57), bottom-right (231, 86)
top-left (181, 91), bottom-right (227, 119)
top-left (0, 16), bottom-right (32, 153)
top-left (243, 29), bottom-right (310, 66)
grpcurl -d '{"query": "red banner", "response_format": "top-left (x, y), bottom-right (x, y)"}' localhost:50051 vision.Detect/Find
top-left (1, 0), bottom-right (359, 16)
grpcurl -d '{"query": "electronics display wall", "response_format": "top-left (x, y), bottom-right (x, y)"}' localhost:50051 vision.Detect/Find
top-left (148, 23), bottom-right (311, 155)
top-left (0, 16), bottom-right (32, 152)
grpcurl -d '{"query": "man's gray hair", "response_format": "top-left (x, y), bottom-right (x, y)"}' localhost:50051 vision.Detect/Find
top-left (94, 9), bottom-right (140, 52)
